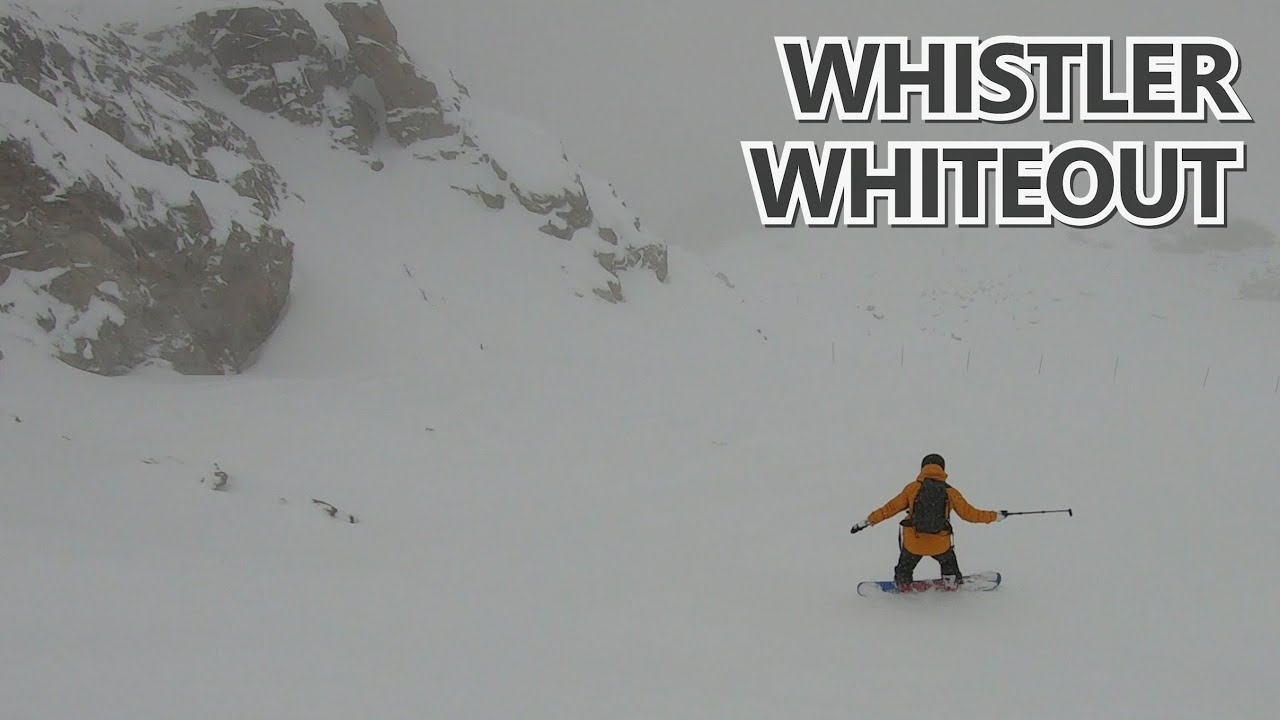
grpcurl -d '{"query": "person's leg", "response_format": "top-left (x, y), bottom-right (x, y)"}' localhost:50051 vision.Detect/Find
top-left (935, 547), bottom-right (962, 584)
top-left (895, 534), bottom-right (923, 586)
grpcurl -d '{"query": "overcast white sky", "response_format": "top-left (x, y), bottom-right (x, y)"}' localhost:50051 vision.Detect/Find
top-left (389, 0), bottom-right (1279, 251)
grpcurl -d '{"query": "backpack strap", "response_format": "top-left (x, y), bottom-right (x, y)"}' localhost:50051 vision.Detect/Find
top-left (939, 481), bottom-right (954, 533)
top-left (901, 479), bottom-right (923, 527)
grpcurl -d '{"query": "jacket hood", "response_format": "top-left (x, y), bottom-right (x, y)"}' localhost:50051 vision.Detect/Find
top-left (917, 464), bottom-right (948, 481)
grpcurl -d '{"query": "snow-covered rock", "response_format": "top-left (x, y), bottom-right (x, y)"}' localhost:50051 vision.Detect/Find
top-left (0, 0), bottom-right (669, 376)
top-left (324, 0), bottom-right (457, 147)
top-left (0, 3), bottom-right (292, 375)
top-left (0, 2), bottom-right (285, 213)
top-left (165, 0), bottom-right (668, 300)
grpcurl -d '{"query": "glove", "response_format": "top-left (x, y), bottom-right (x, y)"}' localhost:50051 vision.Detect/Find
top-left (992, 510), bottom-right (1008, 522)
top-left (850, 519), bottom-right (872, 534)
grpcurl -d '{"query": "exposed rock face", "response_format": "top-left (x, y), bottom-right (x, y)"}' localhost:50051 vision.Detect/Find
top-left (170, 0), bottom-right (667, 301)
top-left (0, 5), bottom-right (284, 216)
top-left (325, 1), bottom-right (457, 146)
top-left (0, 6), bottom-right (293, 375)
top-left (188, 8), bottom-right (338, 124)
top-left (171, 1), bottom-right (459, 158)
top-left (1, 0), bottom-right (668, 376)
top-left (180, 6), bottom-right (381, 159)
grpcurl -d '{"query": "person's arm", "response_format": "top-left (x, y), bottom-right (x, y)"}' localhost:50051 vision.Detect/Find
top-left (852, 484), bottom-right (917, 533)
top-left (948, 487), bottom-right (1004, 523)
top-left (867, 485), bottom-right (911, 525)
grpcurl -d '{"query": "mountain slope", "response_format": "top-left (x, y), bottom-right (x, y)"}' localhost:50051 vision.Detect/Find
top-left (5, 218), bottom-right (1279, 718)
top-left (1, 0), bottom-right (667, 375)
top-left (2, 2), bottom-right (1279, 720)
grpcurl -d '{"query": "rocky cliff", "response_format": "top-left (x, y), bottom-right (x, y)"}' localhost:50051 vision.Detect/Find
top-left (0, 0), bottom-right (668, 375)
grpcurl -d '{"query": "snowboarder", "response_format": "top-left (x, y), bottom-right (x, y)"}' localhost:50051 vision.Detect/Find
top-left (850, 453), bottom-right (1006, 589)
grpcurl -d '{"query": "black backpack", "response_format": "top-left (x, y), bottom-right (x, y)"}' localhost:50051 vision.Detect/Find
top-left (906, 479), bottom-right (952, 534)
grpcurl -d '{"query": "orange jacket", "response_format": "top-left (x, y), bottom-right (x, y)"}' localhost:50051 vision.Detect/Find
top-left (867, 464), bottom-right (998, 557)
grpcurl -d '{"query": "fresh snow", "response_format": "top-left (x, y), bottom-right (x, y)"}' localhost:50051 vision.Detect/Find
top-left (5, 219), bottom-right (1278, 718)
top-left (463, 103), bottom-right (581, 194)
top-left (3, 2), bottom-right (1279, 720)
top-left (0, 82), bottom-right (270, 243)
top-left (24, 0), bottom-right (352, 57)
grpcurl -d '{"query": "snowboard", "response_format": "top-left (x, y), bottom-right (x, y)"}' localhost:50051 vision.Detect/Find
top-left (857, 571), bottom-right (1001, 596)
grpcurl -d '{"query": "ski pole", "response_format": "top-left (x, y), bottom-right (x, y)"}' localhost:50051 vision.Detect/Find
top-left (1002, 509), bottom-right (1072, 517)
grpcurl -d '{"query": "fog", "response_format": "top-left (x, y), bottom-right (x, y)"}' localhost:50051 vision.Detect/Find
top-left (388, 0), bottom-right (1280, 251)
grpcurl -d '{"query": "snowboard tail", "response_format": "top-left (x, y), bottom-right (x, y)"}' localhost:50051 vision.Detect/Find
top-left (857, 571), bottom-right (1001, 596)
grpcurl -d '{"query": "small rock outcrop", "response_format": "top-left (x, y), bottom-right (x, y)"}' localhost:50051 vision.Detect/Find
top-left (325, 1), bottom-right (457, 146)
top-left (179, 6), bottom-right (381, 160)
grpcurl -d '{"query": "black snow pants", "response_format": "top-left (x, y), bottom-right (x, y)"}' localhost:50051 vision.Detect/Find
top-left (894, 533), bottom-right (961, 585)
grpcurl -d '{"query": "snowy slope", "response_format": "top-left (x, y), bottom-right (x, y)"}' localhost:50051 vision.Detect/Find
top-left (6, 221), bottom-right (1279, 720)
top-left (1, 0), bottom-right (667, 374)
top-left (4, 2), bottom-right (1280, 720)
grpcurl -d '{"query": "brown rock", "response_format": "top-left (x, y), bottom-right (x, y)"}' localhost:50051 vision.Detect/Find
top-left (326, 1), bottom-right (458, 145)
top-left (0, 7), bottom-right (285, 216)
top-left (187, 8), bottom-right (334, 126)
top-left (0, 129), bottom-right (292, 375)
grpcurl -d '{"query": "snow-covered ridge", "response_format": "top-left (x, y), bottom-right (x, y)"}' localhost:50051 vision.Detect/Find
top-left (0, 0), bottom-right (668, 375)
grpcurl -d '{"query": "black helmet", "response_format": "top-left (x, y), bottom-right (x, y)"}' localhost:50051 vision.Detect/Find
top-left (921, 453), bottom-right (945, 469)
